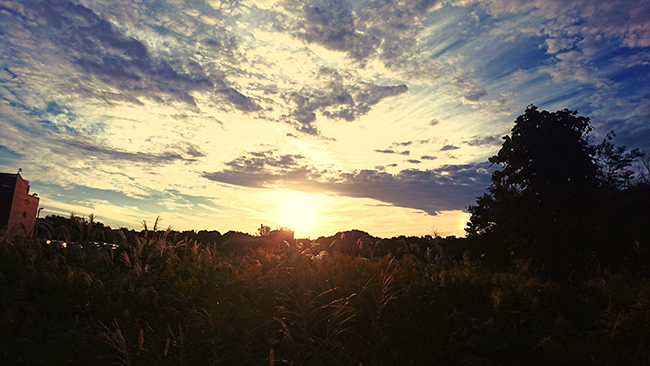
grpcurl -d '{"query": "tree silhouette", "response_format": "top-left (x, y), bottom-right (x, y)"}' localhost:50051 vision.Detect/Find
top-left (467, 106), bottom-right (603, 268)
top-left (596, 131), bottom-right (644, 189)
top-left (257, 224), bottom-right (272, 237)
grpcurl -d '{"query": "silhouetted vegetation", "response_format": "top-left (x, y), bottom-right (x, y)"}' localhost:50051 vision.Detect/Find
top-left (3, 224), bottom-right (650, 365)
top-left (467, 105), bottom-right (650, 274)
top-left (1, 106), bottom-right (649, 365)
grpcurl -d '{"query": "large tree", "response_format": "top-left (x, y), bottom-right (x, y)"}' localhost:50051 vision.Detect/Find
top-left (467, 106), bottom-right (603, 267)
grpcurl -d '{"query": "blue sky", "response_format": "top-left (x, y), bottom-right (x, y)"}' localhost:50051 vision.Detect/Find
top-left (1, 0), bottom-right (649, 238)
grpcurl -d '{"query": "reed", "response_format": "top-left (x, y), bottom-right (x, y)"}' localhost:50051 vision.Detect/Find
top-left (100, 319), bottom-right (131, 366)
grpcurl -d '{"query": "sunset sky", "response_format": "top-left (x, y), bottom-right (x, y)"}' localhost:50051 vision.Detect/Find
top-left (1, 0), bottom-right (649, 238)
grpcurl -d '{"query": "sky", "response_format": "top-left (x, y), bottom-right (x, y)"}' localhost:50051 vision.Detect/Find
top-left (1, 0), bottom-right (649, 238)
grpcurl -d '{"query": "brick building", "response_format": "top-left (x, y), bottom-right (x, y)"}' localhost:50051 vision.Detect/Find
top-left (0, 172), bottom-right (40, 236)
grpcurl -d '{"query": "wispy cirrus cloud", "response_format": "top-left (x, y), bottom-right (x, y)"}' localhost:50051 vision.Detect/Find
top-left (1, 0), bottom-right (648, 237)
top-left (0, 145), bottom-right (24, 162)
top-left (375, 149), bottom-right (410, 155)
top-left (49, 138), bottom-right (204, 165)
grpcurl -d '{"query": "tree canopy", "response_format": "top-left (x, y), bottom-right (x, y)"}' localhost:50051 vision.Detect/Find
top-left (467, 105), bottom-right (649, 270)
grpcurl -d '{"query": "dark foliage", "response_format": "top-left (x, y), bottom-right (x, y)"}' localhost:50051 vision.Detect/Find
top-left (467, 105), bottom-right (650, 273)
top-left (2, 228), bottom-right (650, 365)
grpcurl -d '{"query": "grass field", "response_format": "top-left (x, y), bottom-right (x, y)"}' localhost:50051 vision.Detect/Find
top-left (2, 224), bottom-right (649, 365)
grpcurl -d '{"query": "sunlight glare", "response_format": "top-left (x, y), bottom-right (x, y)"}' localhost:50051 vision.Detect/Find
top-left (276, 190), bottom-right (324, 238)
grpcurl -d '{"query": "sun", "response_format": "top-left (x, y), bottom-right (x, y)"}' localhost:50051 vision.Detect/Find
top-left (276, 190), bottom-right (323, 238)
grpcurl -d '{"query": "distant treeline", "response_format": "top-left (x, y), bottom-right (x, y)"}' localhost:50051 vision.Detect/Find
top-left (35, 214), bottom-right (471, 262)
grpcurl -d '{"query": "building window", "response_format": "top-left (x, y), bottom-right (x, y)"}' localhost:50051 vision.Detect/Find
top-left (23, 212), bottom-right (27, 217)
top-left (25, 199), bottom-right (29, 205)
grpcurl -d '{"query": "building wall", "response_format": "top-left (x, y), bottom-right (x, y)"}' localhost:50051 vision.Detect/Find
top-left (0, 173), bottom-right (40, 236)
top-left (0, 174), bottom-right (17, 228)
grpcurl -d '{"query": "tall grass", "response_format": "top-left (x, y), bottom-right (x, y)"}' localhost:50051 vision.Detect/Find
top-left (1, 226), bottom-right (650, 365)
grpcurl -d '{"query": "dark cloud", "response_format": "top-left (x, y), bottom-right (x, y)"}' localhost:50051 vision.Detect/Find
top-left (299, 0), bottom-right (380, 61)
top-left (452, 76), bottom-right (489, 102)
top-left (481, 0), bottom-right (650, 49)
top-left (407, 159), bottom-right (421, 164)
top-left (463, 88), bottom-right (488, 102)
top-left (201, 36), bottom-right (241, 61)
top-left (216, 86), bottom-right (260, 112)
top-left (329, 164), bottom-right (493, 214)
top-left (429, 119), bottom-right (440, 126)
top-left (223, 150), bottom-right (306, 174)
top-left (463, 134), bottom-right (503, 146)
top-left (421, 155), bottom-right (437, 160)
top-left (278, 0), bottom-right (444, 68)
top-left (358, 83), bottom-right (409, 105)
top-left (169, 142), bottom-right (206, 158)
top-left (202, 150), bottom-right (320, 188)
top-left (51, 139), bottom-right (199, 165)
top-left (215, 150), bottom-right (319, 182)
top-left (440, 145), bottom-right (460, 151)
top-left (392, 141), bottom-right (413, 147)
top-left (18, 1), bottom-right (257, 111)
top-left (186, 146), bottom-right (206, 158)
top-left (202, 150), bottom-right (493, 214)
top-left (282, 69), bottom-right (407, 133)
top-left (375, 148), bottom-right (411, 155)
top-left (359, 0), bottom-right (445, 62)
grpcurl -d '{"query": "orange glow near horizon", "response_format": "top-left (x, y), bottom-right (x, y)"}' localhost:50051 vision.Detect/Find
top-left (276, 190), bottom-right (324, 238)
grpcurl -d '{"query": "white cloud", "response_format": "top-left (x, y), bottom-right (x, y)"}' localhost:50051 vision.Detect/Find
top-left (1, 0), bottom-right (648, 237)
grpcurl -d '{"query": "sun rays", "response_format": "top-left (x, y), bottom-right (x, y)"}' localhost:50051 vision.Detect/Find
top-left (275, 190), bottom-right (325, 238)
